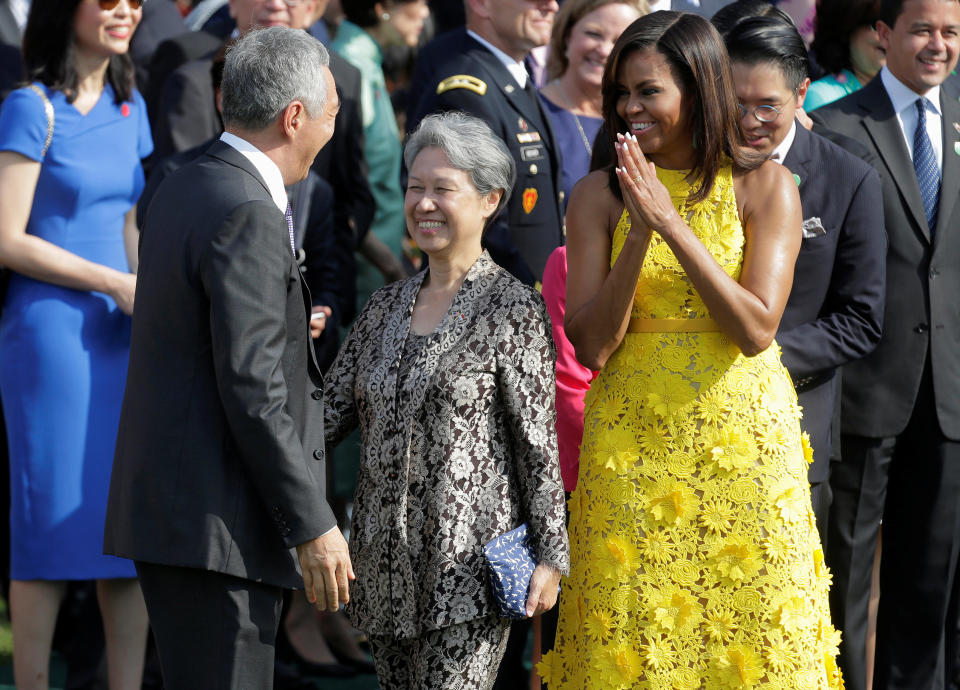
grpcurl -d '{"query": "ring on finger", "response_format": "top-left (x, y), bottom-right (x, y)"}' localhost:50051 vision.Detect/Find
top-left (634, 175), bottom-right (642, 184)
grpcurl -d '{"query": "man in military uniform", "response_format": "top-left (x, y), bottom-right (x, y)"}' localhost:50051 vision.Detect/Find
top-left (408, 0), bottom-right (564, 287)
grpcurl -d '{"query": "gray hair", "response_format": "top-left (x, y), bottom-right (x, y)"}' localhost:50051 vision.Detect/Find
top-left (404, 112), bottom-right (516, 217)
top-left (221, 27), bottom-right (330, 131)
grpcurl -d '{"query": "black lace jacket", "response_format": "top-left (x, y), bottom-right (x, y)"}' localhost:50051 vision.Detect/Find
top-left (324, 251), bottom-right (570, 638)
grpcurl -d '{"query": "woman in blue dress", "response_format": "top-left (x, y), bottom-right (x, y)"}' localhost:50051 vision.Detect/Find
top-left (0, 0), bottom-right (150, 687)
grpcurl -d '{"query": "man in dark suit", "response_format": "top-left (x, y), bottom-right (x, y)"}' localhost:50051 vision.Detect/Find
top-left (811, 0), bottom-right (960, 687)
top-left (722, 16), bottom-right (886, 535)
top-left (408, 0), bottom-right (564, 287)
top-left (128, 0), bottom-right (184, 95)
top-left (150, 0), bottom-right (373, 316)
top-left (104, 27), bottom-right (353, 689)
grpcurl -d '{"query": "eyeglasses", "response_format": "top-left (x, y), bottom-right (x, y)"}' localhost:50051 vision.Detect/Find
top-left (98, 0), bottom-right (145, 9)
top-left (737, 103), bottom-right (782, 123)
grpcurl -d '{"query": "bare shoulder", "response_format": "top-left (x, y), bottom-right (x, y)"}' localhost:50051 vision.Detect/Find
top-left (733, 160), bottom-right (796, 219)
top-left (568, 170), bottom-right (624, 235)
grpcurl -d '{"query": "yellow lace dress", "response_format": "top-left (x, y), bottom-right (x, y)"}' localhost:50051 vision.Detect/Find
top-left (539, 166), bottom-right (843, 689)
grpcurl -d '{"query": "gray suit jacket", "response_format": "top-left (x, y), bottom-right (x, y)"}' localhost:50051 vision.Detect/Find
top-left (811, 76), bottom-right (960, 440)
top-left (105, 140), bottom-right (335, 589)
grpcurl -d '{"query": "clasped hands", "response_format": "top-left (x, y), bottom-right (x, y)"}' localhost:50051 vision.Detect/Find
top-left (297, 527), bottom-right (355, 611)
top-left (614, 132), bottom-right (681, 238)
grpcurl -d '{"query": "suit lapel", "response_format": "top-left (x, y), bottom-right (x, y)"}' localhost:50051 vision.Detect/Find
top-left (388, 253), bottom-right (500, 419)
top-left (857, 79), bottom-right (931, 241)
top-left (782, 120), bottom-right (813, 196)
top-left (934, 87), bottom-right (960, 248)
top-left (205, 139), bottom-right (273, 199)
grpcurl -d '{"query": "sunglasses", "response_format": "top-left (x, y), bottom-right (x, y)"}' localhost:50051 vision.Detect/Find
top-left (98, 0), bottom-right (145, 10)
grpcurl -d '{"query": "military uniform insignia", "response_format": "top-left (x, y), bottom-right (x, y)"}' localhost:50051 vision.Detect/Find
top-left (522, 188), bottom-right (538, 214)
top-left (516, 132), bottom-right (541, 144)
top-left (518, 118), bottom-right (528, 131)
top-left (436, 74), bottom-right (487, 96)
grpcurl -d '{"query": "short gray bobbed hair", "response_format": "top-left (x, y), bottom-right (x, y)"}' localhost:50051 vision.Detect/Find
top-left (404, 112), bottom-right (517, 221)
top-left (221, 27), bottom-right (330, 131)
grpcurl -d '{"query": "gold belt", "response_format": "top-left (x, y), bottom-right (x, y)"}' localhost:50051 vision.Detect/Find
top-left (627, 317), bottom-right (719, 333)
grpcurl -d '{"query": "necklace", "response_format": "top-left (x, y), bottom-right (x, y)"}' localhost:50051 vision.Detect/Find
top-left (553, 81), bottom-right (595, 156)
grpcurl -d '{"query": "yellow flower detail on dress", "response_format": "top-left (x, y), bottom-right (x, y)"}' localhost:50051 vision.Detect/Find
top-left (640, 530), bottom-right (677, 565)
top-left (601, 645), bottom-right (644, 684)
top-left (713, 539), bottom-right (762, 585)
top-left (646, 373), bottom-right (692, 417)
top-left (707, 428), bottom-right (759, 475)
top-left (648, 482), bottom-right (697, 526)
top-left (694, 388), bottom-right (731, 426)
top-left (704, 607), bottom-right (736, 643)
top-left (774, 483), bottom-right (809, 524)
top-left (641, 635), bottom-right (676, 671)
top-left (777, 595), bottom-right (812, 635)
top-left (713, 644), bottom-right (765, 688)
top-left (651, 586), bottom-right (702, 633)
top-left (801, 431), bottom-right (815, 465)
top-left (700, 499), bottom-right (736, 534)
top-left (659, 345), bottom-right (691, 372)
top-left (592, 389), bottom-right (630, 427)
top-left (601, 537), bottom-right (637, 579)
top-left (765, 629), bottom-right (799, 673)
top-left (583, 609), bottom-right (613, 641)
top-left (763, 533), bottom-right (791, 564)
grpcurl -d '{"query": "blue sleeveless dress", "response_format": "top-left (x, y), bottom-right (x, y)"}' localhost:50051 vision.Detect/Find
top-left (0, 83), bottom-right (152, 580)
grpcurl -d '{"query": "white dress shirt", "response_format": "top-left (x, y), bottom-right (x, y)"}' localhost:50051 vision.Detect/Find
top-left (880, 65), bottom-right (944, 171)
top-left (467, 29), bottom-right (528, 89)
top-left (219, 131), bottom-right (288, 213)
top-left (769, 120), bottom-right (798, 164)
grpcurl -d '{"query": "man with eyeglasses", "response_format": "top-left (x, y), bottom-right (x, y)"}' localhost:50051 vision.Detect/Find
top-left (719, 16), bottom-right (886, 553)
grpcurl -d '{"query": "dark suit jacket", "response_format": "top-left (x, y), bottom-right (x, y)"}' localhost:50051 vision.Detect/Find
top-left (144, 28), bottom-right (222, 128)
top-left (409, 29), bottom-right (564, 285)
top-left (0, 0), bottom-right (21, 98)
top-left (129, 0), bottom-right (185, 95)
top-left (812, 75), bottom-right (960, 440)
top-left (105, 140), bottom-right (335, 589)
top-left (777, 122), bottom-right (886, 481)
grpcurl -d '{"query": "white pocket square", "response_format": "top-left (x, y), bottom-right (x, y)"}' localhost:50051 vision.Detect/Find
top-left (802, 217), bottom-right (827, 238)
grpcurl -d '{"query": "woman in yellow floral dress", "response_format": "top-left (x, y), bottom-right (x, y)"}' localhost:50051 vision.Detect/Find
top-left (539, 11), bottom-right (844, 689)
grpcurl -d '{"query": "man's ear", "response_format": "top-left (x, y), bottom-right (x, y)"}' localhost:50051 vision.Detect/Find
top-left (796, 77), bottom-right (811, 108)
top-left (281, 101), bottom-right (306, 137)
top-left (876, 20), bottom-right (893, 53)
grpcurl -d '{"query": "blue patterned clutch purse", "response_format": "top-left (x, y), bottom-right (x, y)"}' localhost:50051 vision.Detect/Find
top-left (482, 523), bottom-right (541, 620)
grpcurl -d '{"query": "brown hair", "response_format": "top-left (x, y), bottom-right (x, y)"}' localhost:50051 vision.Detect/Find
top-left (602, 11), bottom-right (763, 204)
top-left (547, 0), bottom-right (649, 81)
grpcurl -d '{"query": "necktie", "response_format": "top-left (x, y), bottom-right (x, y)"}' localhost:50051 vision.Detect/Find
top-left (284, 202), bottom-right (296, 256)
top-left (913, 97), bottom-right (941, 234)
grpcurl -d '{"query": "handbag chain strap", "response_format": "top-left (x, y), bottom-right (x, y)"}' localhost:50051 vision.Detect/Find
top-left (26, 83), bottom-right (54, 159)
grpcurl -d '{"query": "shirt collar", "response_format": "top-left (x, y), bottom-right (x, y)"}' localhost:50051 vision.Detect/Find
top-left (219, 131), bottom-right (288, 213)
top-left (769, 120), bottom-right (798, 164)
top-left (467, 29), bottom-right (528, 89)
top-left (880, 65), bottom-right (942, 116)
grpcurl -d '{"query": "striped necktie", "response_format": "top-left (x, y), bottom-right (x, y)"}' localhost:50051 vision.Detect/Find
top-left (913, 97), bottom-right (941, 234)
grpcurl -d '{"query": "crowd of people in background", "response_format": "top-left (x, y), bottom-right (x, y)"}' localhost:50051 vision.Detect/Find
top-left (0, 0), bottom-right (958, 688)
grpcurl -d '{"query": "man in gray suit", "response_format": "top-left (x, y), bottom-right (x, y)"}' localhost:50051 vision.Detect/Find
top-left (811, 0), bottom-right (960, 687)
top-left (104, 27), bottom-right (352, 689)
